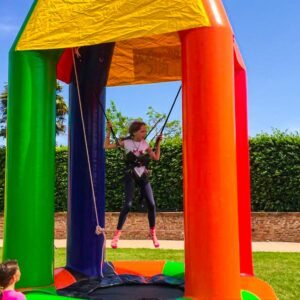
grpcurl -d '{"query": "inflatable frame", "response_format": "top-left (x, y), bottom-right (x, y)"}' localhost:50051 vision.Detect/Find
top-left (4, 0), bottom-right (277, 299)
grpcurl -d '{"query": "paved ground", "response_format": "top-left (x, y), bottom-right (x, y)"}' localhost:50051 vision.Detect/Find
top-left (1, 239), bottom-right (299, 252)
top-left (51, 240), bottom-right (300, 252)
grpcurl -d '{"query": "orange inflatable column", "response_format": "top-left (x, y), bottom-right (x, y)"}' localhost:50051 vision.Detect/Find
top-left (180, 27), bottom-right (241, 299)
top-left (234, 46), bottom-right (254, 276)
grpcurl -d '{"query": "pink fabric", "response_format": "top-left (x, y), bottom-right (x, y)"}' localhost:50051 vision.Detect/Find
top-left (2, 290), bottom-right (26, 300)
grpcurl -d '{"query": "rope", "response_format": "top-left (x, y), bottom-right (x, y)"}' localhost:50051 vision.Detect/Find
top-left (97, 98), bottom-right (121, 146)
top-left (99, 85), bottom-right (181, 146)
top-left (71, 49), bottom-right (104, 238)
top-left (72, 49), bottom-right (105, 277)
top-left (152, 85), bottom-right (182, 150)
top-left (145, 116), bottom-right (164, 140)
top-left (159, 85), bottom-right (182, 136)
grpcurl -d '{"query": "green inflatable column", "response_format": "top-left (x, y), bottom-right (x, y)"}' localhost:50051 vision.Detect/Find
top-left (4, 49), bottom-right (60, 288)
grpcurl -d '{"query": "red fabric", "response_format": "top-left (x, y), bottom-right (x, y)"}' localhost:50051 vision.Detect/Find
top-left (234, 42), bottom-right (254, 276)
top-left (54, 268), bottom-right (76, 289)
top-left (57, 49), bottom-right (73, 83)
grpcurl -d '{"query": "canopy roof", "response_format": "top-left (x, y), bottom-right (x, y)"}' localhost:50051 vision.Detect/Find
top-left (14, 0), bottom-right (237, 86)
top-left (17, 0), bottom-right (209, 51)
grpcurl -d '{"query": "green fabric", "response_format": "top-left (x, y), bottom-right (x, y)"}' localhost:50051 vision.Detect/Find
top-left (25, 292), bottom-right (84, 300)
top-left (162, 261), bottom-right (184, 279)
top-left (4, 49), bottom-right (61, 288)
top-left (241, 290), bottom-right (260, 300)
top-left (176, 290), bottom-right (260, 300)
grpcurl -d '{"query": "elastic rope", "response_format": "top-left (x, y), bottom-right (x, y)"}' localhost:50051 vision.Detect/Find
top-left (159, 85), bottom-right (182, 135)
top-left (97, 98), bottom-right (120, 146)
top-left (152, 85), bottom-right (182, 150)
top-left (145, 116), bottom-right (164, 140)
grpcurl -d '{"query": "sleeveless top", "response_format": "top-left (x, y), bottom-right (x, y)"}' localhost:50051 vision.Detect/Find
top-left (2, 290), bottom-right (26, 300)
top-left (123, 139), bottom-right (150, 177)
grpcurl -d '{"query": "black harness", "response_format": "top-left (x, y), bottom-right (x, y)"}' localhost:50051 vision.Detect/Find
top-left (124, 151), bottom-right (152, 208)
top-left (125, 151), bottom-right (151, 170)
top-left (124, 151), bottom-right (151, 185)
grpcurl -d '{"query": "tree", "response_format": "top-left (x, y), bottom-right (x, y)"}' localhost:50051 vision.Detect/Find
top-left (0, 84), bottom-right (8, 138)
top-left (146, 106), bottom-right (181, 140)
top-left (106, 100), bottom-right (130, 138)
top-left (55, 81), bottom-right (68, 135)
top-left (106, 100), bottom-right (182, 142)
top-left (0, 81), bottom-right (68, 138)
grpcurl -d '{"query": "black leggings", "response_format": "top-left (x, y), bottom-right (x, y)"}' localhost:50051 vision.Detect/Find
top-left (117, 172), bottom-right (156, 230)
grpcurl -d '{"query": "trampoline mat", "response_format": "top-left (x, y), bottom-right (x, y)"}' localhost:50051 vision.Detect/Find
top-left (59, 284), bottom-right (183, 299)
top-left (58, 272), bottom-right (184, 300)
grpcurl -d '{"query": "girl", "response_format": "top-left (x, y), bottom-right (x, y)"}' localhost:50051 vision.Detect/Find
top-left (0, 260), bottom-right (25, 300)
top-left (104, 120), bottom-right (162, 248)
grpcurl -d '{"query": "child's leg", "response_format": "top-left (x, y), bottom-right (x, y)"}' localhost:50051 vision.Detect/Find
top-left (141, 182), bottom-right (159, 248)
top-left (142, 182), bottom-right (156, 228)
top-left (112, 174), bottom-right (135, 249)
top-left (117, 173), bottom-right (135, 230)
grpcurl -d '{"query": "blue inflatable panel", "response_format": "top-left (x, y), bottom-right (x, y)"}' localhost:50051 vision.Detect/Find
top-left (67, 43), bottom-right (115, 277)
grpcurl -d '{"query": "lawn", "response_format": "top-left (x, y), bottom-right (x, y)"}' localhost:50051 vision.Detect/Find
top-left (253, 252), bottom-right (300, 300)
top-left (2, 249), bottom-right (300, 300)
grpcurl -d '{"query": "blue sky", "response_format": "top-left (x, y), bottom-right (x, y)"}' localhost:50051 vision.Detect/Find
top-left (1, 1), bottom-right (300, 146)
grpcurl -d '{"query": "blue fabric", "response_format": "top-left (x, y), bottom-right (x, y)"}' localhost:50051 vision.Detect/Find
top-left (67, 43), bottom-right (115, 277)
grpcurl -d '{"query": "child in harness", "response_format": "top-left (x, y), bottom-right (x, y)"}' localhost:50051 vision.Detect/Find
top-left (104, 120), bottom-right (162, 248)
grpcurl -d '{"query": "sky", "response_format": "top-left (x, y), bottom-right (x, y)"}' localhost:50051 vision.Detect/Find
top-left (1, 1), bottom-right (300, 146)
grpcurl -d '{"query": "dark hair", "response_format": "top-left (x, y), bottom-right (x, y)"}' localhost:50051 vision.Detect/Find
top-left (0, 260), bottom-right (19, 289)
top-left (128, 121), bottom-right (146, 137)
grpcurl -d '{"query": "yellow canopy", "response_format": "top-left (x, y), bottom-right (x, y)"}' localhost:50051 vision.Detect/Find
top-left (16, 0), bottom-right (210, 86)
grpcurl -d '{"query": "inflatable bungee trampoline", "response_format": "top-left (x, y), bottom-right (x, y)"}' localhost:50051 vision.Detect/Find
top-left (4, 0), bottom-right (277, 299)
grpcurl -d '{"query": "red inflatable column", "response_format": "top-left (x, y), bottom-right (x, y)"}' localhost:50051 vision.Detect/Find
top-left (180, 27), bottom-right (241, 299)
top-left (234, 46), bottom-right (254, 276)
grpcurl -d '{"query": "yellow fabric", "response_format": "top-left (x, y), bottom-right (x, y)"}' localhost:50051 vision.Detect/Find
top-left (17, 0), bottom-right (209, 50)
top-left (16, 0), bottom-right (210, 85)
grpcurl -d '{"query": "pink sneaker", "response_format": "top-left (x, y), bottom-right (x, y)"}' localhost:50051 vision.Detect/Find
top-left (111, 230), bottom-right (121, 249)
top-left (149, 228), bottom-right (160, 248)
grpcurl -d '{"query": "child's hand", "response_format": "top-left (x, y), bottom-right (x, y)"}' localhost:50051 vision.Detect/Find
top-left (106, 121), bottom-right (113, 132)
top-left (156, 134), bottom-right (163, 143)
top-left (74, 47), bottom-right (81, 58)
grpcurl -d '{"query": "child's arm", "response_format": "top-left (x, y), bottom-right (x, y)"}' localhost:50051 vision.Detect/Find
top-left (103, 122), bottom-right (124, 149)
top-left (147, 134), bottom-right (162, 160)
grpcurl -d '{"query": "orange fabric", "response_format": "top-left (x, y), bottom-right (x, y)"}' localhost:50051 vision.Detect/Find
top-left (56, 33), bottom-right (182, 86)
top-left (108, 33), bottom-right (182, 86)
top-left (240, 276), bottom-right (278, 300)
top-left (54, 268), bottom-right (77, 289)
top-left (180, 26), bottom-right (240, 299)
top-left (113, 261), bottom-right (165, 277)
top-left (202, 0), bottom-right (232, 28)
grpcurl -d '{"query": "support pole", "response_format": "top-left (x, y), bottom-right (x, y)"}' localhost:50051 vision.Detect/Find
top-left (180, 27), bottom-right (241, 299)
top-left (4, 49), bottom-right (59, 287)
top-left (67, 43), bottom-right (114, 277)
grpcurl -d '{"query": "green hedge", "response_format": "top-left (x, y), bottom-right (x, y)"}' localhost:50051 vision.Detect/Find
top-left (0, 147), bottom-right (4, 211)
top-left (55, 147), bottom-right (68, 211)
top-left (249, 131), bottom-right (300, 212)
top-left (0, 131), bottom-right (300, 212)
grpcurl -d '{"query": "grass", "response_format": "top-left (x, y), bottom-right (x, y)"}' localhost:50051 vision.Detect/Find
top-left (2, 249), bottom-right (300, 300)
top-left (253, 252), bottom-right (300, 300)
top-left (54, 248), bottom-right (185, 266)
